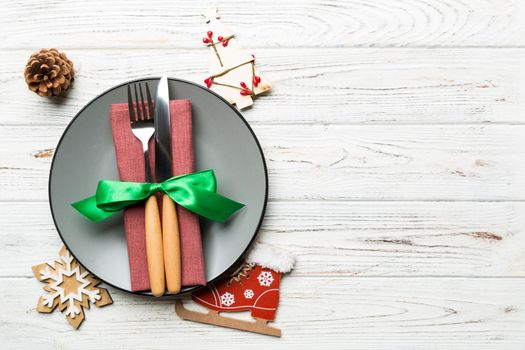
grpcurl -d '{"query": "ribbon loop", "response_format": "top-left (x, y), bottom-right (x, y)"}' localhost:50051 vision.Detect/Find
top-left (72, 169), bottom-right (244, 223)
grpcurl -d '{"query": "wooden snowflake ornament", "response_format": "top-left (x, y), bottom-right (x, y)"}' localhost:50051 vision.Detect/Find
top-left (32, 246), bottom-right (112, 329)
top-left (202, 8), bottom-right (272, 109)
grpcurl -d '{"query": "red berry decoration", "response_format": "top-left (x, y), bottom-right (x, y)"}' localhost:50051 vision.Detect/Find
top-left (222, 39), bottom-right (229, 47)
top-left (202, 37), bottom-right (210, 44)
top-left (204, 77), bottom-right (213, 88)
top-left (239, 81), bottom-right (251, 95)
top-left (253, 75), bottom-right (261, 87)
top-left (251, 54), bottom-right (256, 60)
top-left (218, 36), bottom-right (224, 41)
top-left (207, 31), bottom-right (213, 38)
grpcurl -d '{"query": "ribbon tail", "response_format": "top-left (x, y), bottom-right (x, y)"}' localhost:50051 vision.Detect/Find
top-left (168, 187), bottom-right (245, 223)
top-left (71, 195), bottom-right (119, 222)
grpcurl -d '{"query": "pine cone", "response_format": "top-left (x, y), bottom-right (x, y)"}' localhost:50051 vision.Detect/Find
top-left (24, 48), bottom-right (74, 97)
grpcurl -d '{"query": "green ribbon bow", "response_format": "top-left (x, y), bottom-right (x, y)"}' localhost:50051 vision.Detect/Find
top-left (72, 169), bottom-right (244, 223)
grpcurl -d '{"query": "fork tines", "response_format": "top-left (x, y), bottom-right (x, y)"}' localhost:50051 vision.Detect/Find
top-left (127, 82), bottom-right (154, 123)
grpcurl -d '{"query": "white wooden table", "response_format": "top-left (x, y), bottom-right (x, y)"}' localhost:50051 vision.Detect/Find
top-left (2, 1), bottom-right (525, 348)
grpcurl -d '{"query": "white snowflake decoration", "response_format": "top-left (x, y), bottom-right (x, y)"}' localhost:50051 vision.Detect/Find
top-left (42, 250), bottom-right (100, 318)
top-left (32, 246), bottom-right (113, 329)
top-left (220, 292), bottom-right (235, 306)
top-left (244, 289), bottom-right (254, 299)
top-left (257, 271), bottom-right (274, 287)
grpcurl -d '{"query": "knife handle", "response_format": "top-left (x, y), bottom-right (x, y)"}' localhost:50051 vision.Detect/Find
top-left (144, 195), bottom-right (166, 297)
top-left (162, 194), bottom-right (182, 293)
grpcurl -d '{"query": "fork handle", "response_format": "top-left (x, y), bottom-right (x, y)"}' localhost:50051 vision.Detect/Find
top-left (162, 194), bottom-right (182, 293)
top-left (145, 195), bottom-right (165, 297)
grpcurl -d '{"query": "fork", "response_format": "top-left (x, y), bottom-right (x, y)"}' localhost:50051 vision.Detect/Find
top-left (128, 82), bottom-right (165, 297)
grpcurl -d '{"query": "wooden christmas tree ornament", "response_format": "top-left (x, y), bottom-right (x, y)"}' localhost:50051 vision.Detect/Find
top-left (202, 8), bottom-right (272, 109)
top-left (32, 246), bottom-right (112, 329)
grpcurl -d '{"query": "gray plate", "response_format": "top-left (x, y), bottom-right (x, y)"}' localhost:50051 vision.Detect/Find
top-left (49, 78), bottom-right (268, 295)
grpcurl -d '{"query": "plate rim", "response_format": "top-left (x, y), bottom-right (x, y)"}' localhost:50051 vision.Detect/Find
top-left (48, 77), bottom-right (268, 297)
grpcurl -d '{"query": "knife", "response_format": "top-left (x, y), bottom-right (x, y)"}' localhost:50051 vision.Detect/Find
top-left (154, 76), bottom-right (182, 294)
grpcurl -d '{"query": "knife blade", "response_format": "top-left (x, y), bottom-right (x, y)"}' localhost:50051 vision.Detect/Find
top-left (154, 76), bottom-right (172, 181)
top-left (154, 76), bottom-right (182, 294)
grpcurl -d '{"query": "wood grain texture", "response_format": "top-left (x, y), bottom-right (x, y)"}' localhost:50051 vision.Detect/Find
top-left (3, 277), bottom-right (525, 349)
top-left (2, 124), bottom-right (525, 201)
top-left (3, 0), bottom-right (525, 347)
top-left (3, 201), bottom-right (525, 278)
top-left (1, 0), bottom-right (525, 49)
top-left (162, 195), bottom-right (181, 293)
top-left (144, 196), bottom-right (165, 297)
top-left (2, 48), bottom-right (525, 125)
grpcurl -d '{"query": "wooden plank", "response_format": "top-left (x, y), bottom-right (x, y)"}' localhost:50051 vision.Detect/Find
top-left (2, 124), bottom-right (525, 201)
top-left (258, 124), bottom-right (525, 201)
top-left (2, 48), bottom-right (525, 125)
top-left (3, 201), bottom-right (525, 278)
top-left (261, 200), bottom-right (525, 277)
top-left (1, 0), bottom-right (525, 49)
top-left (4, 276), bottom-right (525, 348)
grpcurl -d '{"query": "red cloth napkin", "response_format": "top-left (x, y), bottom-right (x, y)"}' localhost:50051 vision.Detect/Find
top-left (110, 100), bottom-right (206, 292)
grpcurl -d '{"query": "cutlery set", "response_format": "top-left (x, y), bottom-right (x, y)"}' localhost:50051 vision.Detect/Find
top-left (127, 77), bottom-right (181, 296)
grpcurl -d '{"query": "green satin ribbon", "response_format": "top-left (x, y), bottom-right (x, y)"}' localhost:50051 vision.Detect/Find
top-left (72, 169), bottom-right (244, 223)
